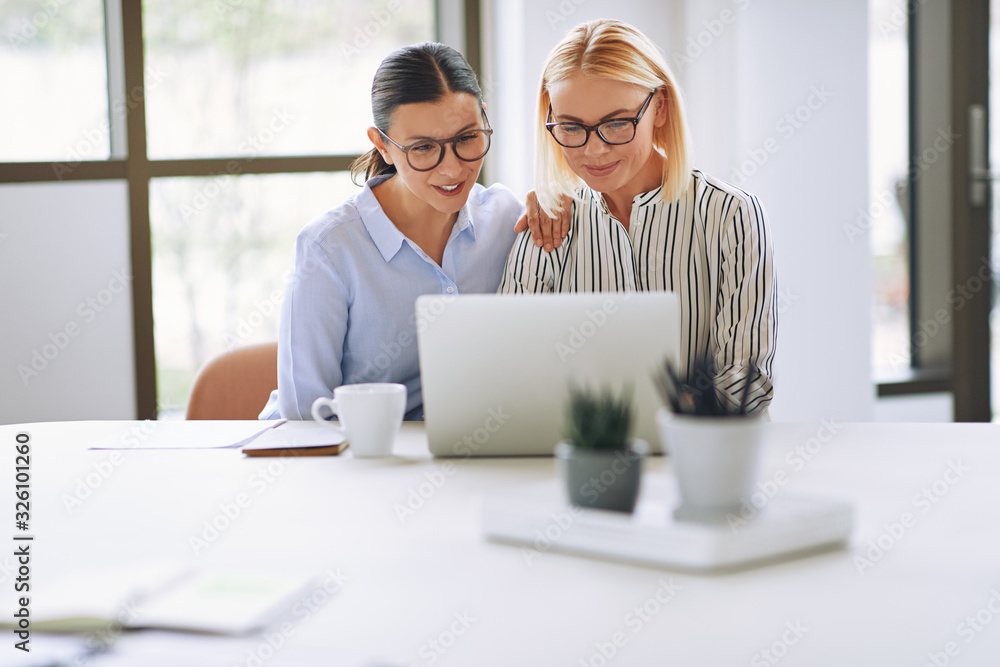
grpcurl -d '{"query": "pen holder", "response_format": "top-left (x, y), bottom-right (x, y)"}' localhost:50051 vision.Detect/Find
top-left (657, 409), bottom-right (764, 523)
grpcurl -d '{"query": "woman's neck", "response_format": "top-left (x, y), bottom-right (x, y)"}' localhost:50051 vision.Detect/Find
top-left (600, 151), bottom-right (665, 229)
top-left (373, 175), bottom-right (457, 265)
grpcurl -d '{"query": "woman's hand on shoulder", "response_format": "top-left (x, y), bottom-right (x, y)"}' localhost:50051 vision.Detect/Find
top-left (513, 191), bottom-right (571, 253)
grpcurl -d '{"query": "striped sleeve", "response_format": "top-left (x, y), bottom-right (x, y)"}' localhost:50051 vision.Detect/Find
top-left (498, 230), bottom-right (555, 293)
top-left (712, 192), bottom-right (777, 415)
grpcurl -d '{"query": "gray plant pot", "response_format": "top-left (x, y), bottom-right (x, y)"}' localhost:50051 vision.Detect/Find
top-left (555, 439), bottom-right (649, 513)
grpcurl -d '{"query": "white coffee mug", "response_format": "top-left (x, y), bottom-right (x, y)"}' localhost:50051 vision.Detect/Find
top-left (310, 383), bottom-right (406, 457)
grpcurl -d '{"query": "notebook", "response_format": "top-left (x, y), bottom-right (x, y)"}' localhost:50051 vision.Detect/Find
top-left (415, 292), bottom-right (681, 456)
top-left (242, 421), bottom-right (348, 457)
top-left (5, 562), bottom-right (319, 635)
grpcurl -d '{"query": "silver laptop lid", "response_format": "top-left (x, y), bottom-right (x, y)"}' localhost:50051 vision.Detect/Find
top-left (416, 292), bottom-right (681, 456)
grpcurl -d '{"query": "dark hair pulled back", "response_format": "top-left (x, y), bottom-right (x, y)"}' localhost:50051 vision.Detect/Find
top-left (350, 42), bottom-right (483, 185)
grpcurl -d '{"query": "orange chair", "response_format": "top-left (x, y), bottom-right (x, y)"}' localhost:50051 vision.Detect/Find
top-left (185, 342), bottom-right (278, 420)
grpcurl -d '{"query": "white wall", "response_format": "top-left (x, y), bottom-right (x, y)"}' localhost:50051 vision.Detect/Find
top-left (483, 0), bottom-right (874, 421)
top-left (0, 181), bottom-right (137, 424)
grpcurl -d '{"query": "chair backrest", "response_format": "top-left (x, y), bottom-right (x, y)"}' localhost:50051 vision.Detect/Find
top-left (185, 342), bottom-right (278, 420)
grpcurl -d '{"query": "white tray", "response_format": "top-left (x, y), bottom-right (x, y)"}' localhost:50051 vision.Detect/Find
top-left (481, 475), bottom-right (853, 572)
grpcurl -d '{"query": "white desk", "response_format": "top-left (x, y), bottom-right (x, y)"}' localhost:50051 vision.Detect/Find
top-left (3, 420), bottom-right (1000, 666)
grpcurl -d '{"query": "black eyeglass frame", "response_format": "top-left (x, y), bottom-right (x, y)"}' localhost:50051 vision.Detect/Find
top-left (545, 91), bottom-right (656, 148)
top-left (377, 111), bottom-right (494, 172)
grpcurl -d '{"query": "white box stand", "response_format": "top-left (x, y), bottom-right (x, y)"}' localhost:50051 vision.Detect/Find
top-left (482, 475), bottom-right (853, 572)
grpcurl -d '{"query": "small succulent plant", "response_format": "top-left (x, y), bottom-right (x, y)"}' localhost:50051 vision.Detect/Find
top-left (563, 384), bottom-right (634, 451)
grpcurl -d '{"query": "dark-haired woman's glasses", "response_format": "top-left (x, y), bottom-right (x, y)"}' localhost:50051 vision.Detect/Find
top-left (378, 114), bottom-right (493, 172)
top-left (545, 91), bottom-right (655, 148)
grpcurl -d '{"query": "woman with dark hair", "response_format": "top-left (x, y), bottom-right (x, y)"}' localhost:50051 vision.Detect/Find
top-left (260, 42), bottom-right (521, 420)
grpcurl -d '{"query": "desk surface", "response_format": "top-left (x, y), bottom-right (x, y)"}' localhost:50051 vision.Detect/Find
top-left (3, 420), bottom-right (1000, 666)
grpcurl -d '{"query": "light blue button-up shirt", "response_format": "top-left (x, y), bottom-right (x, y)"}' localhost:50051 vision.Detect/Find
top-left (259, 174), bottom-right (521, 421)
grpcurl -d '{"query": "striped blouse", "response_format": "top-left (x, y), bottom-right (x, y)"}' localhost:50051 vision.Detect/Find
top-left (498, 170), bottom-right (777, 415)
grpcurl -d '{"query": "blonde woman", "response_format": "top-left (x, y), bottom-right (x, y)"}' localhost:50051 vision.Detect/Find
top-left (500, 19), bottom-right (777, 414)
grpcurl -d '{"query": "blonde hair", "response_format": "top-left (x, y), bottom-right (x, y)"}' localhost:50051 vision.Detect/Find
top-left (535, 19), bottom-right (692, 215)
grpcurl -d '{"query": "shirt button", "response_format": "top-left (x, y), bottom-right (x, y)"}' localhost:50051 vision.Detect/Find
top-left (446, 286), bottom-right (455, 294)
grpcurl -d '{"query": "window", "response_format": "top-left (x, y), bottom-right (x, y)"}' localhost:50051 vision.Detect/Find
top-left (0, 0), bottom-right (440, 419)
top-left (869, 0), bottom-right (911, 377)
top-left (0, 0), bottom-right (110, 161)
top-left (142, 1), bottom-right (433, 159)
top-left (141, 0), bottom-right (435, 414)
top-left (150, 172), bottom-right (359, 411)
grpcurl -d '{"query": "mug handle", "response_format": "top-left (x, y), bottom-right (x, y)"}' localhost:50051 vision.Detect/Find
top-left (311, 396), bottom-right (341, 424)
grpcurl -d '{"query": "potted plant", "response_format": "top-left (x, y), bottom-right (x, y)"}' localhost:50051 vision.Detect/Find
top-left (653, 357), bottom-right (765, 522)
top-left (555, 384), bottom-right (648, 514)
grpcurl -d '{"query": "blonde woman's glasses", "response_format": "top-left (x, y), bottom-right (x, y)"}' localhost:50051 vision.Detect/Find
top-left (545, 92), bottom-right (655, 148)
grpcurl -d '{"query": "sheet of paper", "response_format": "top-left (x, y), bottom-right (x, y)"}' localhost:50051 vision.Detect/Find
top-left (242, 420), bottom-right (346, 451)
top-left (89, 420), bottom-right (285, 450)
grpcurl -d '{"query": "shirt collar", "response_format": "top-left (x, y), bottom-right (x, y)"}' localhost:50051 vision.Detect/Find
top-left (634, 185), bottom-right (664, 207)
top-left (357, 174), bottom-right (407, 262)
top-left (451, 204), bottom-right (476, 242)
top-left (589, 185), bottom-right (665, 217)
top-left (358, 174), bottom-right (478, 262)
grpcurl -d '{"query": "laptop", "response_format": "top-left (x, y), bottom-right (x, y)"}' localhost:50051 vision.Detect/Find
top-left (415, 292), bottom-right (681, 456)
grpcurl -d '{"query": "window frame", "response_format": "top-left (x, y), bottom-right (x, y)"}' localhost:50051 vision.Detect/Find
top-left (0, 0), bottom-right (474, 418)
top-left (874, 1), bottom-right (992, 423)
